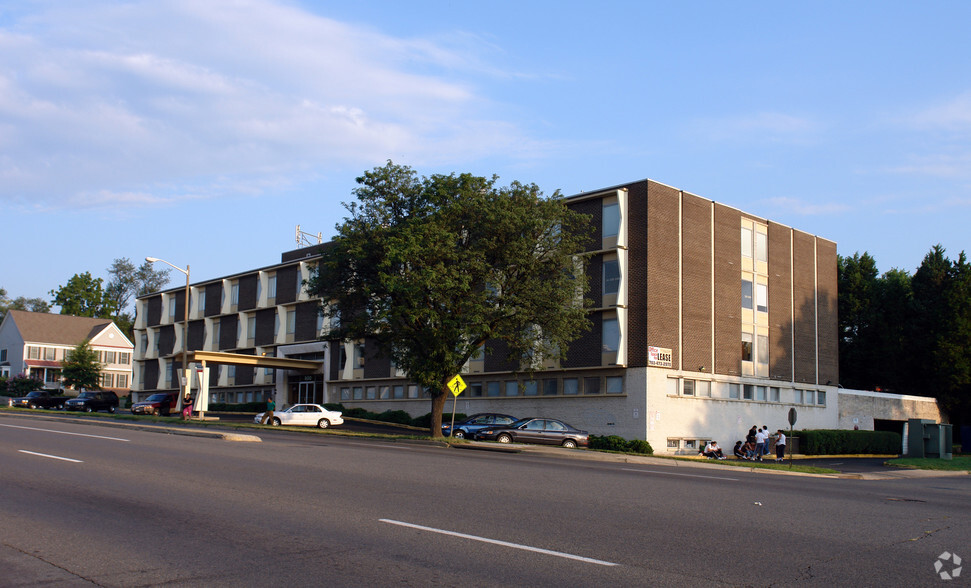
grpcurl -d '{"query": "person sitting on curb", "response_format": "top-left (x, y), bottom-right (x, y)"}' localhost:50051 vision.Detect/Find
top-left (702, 440), bottom-right (725, 459)
top-left (733, 441), bottom-right (746, 459)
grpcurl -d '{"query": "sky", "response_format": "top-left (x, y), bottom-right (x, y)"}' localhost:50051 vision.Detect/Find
top-left (2, 0), bottom-right (970, 307)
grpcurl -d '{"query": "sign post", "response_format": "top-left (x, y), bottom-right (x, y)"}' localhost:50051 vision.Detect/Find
top-left (787, 407), bottom-right (797, 469)
top-left (446, 374), bottom-right (467, 440)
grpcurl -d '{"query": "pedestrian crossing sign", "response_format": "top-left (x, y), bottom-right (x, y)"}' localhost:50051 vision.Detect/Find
top-left (447, 374), bottom-right (467, 397)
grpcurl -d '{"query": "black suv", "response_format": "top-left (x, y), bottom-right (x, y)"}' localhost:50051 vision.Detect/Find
top-left (64, 391), bottom-right (120, 413)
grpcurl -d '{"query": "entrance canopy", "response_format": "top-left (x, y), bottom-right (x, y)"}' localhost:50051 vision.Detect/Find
top-left (174, 350), bottom-right (323, 373)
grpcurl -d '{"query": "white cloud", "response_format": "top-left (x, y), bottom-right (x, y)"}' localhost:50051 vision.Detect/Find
top-left (0, 0), bottom-right (534, 210)
top-left (908, 91), bottom-right (971, 131)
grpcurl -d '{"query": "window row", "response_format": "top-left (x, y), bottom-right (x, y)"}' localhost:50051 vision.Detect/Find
top-left (341, 375), bottom-right (626, 401)
top-left (668, 378), bottom-right (827, 406)
top-left (101, 373), bottom-right (130, 388)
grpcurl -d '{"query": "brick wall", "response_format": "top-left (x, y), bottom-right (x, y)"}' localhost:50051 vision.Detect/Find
top-left (768, 222), bottom-right (793, 380)
top-left (626, 181), bottom-right (649, 368)
top-left (792, 230), bottom-right (817, 384)
top-left (646, 181), bottom-right (681, 367)
top-left (713, 204), bottom-right (741, 375)
top-left (681, 192), bottom-right (712, 372)
top-left (204, 283), bottom-right (222, 317)
top-left (238, 274), bottom-right (258, 311)
top-left (816, 239), bottom-right (839, 385)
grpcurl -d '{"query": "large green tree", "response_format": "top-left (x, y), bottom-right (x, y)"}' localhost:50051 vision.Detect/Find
top-left (0, 287), bottom-right (51, 322)
top-left (104, 258), bottom-right (171, 337)
top-left (60, 340), bottom-right (104, 391)
top-left (307, 162), bottom-right (592, 437)
top-left (50, 272), bottom-right (116, 318)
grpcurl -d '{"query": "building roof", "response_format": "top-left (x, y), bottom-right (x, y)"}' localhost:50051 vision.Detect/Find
top-left (5, 310), bottom-right (118, 346)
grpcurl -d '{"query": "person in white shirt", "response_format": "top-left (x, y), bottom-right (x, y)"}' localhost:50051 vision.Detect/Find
top-left (702, 441), bottom-right (725, 459)
top-left (775, 429), bottom-right (787, 462)
top-left (754, 428), bottom-right (767, 461)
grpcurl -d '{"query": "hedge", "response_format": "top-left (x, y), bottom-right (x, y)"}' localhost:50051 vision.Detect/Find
top-left (794, 429), bottom-right (901, 455)
top-left (589, 434), bottom-right (654, 455)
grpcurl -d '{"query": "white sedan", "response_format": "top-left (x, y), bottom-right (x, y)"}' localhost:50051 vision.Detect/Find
top-left (254, 404), bottom-right (344, 429)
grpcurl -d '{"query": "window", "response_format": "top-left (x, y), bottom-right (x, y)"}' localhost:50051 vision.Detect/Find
top-left (606, 376), bottom-right (623, 394)
top-left (742, 279), bottom-right (753, 310)
top-left (354, 342), bottom-right (365, 367)
top-left (741, 227), bottom-right (753, 258)
top-left (268, 275), bottom-right (277, 299)
top-left (756, 386), bottom-right (766, 401)
top-left (756, 283), bottom-right (768, 313)
top-left (353, 387), bottom-right (363, 400)
top-left (603, 202), bottom-right (620, 238)
top-left (697, 380), bottom-right (711, 397)
top-left (28, 346), bottom-right (40, 359)
top-left (101, 373), bottom-right (114, 387)
top-left (542, 379), bottom-right (557, 395)
top-left (104, 351), bottom-right (117, 364)
top-left (684, 440), bottom-right (697, 450)
top-left (505, 381), bottom-right (519, 396)
top-left (198, 290), bottom-right (206, 313)
top-left (366, 386), bottom-right (376, 400)
top-left (286, 309), bottom-right (296, 334)
top-left (602, 317), bottom-right (620, 352)
top-left (756, 231), bottom-right (768, 263)
top-left (667, 439), bottom-right (679, 449)
top-left (683, 379), bottom-right (694, 396)
top-left (584, 377), bottom-right (601, 395)
top-left (729, 383), bottom-right (740, 399)
top-left (817, 390), bottom-right (827, 405)
top-left (757, 335), bottom-right (769, 365)
top-left (524, 381), bottom-right (538, 396)
top-left (743, 384), bottom-right (754, 400)
top-left (119, 352), bottom-right (131, 365)
top-left (805, 390), bottom-right (815, 405)
top-left (469, 383), bottom-right (483, 397)
top-left (794, 389), bottom-right (803, 404)
top-left (769, 387), bottom-right (780, 402)
top-left (563, 378), bottom-right (578, 395)
top-left (169, 297), bottom-right (177, 319)
top-left (116, 374), bottom-right (128, 388)
top-left (231, 282), bottom-right (239, 306)
top-left (393, 385), bottom-right (404, 399)
top-left (379, 386), bottom-right (390, 400)
top-left (667, 378), bottom-right (679, 396)
top-left (0, 349), bottom-right (6, 362)
top-left (247, 317), bottom-right (256, 340)
top-left (603, 258), bottom-right (620, 295)
top-left (487, 382), bottom-right (501, 397)
top-left (741, 332), bottom-right (753, 362)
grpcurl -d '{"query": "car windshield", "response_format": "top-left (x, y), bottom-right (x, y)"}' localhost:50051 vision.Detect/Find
top-left (146, 394), bottom-right (170, 402)
top-left (27, 392), bottom-right (45, 397)
top-left (507, 418), bottom-right (531, 428)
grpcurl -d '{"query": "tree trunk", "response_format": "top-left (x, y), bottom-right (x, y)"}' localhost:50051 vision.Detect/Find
top-left (429, 389), bottom-right (448, 438)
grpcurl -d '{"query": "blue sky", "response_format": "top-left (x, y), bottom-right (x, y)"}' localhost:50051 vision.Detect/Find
top-left (2, 1), bottom-right (970, 307)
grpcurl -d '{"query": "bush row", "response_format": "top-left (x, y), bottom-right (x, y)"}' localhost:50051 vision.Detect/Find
top-left (588, 434), bottom-right (654, 455)
top-left (794, 429), bottom-right (901, 455)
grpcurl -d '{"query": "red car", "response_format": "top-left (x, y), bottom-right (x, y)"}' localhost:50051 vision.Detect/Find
top-left (131, 393), bottom-right (178, 416)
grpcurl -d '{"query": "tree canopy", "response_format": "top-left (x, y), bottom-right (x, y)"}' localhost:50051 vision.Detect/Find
top-left (50, 272), bottom-right (116, 318)
top-left (306, 162), bottom-right (592, 437)
top-left (0, 287), bottom-right (51, 322)
top-left (838, 245), bottom-right (971, 427)
top-left (60, 340), bottom-right (104, 391)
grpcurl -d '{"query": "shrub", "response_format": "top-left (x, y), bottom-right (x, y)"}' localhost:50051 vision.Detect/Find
top-left (378, 410), bottom-right (414, 425)
top-left (207, 401), bottom-right (267, 413)
top-left (794, 429), bottom-right (901, 455)
top-left (589, 434), bottom-right (653, 455)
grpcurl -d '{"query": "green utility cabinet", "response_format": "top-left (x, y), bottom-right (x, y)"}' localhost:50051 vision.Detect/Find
top-left (907, 419), bottom-right (953, 460)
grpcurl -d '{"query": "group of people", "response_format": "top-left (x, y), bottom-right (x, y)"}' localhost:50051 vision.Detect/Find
top-left (731, 426), bottom-right (787, 462)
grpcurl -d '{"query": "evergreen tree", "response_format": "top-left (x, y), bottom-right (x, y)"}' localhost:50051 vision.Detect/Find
top-left (61, 340), bottom-right (104, 391)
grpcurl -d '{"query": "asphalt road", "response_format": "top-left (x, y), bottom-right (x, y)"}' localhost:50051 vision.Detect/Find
top-left (2, 412), bottom-right (969, 587)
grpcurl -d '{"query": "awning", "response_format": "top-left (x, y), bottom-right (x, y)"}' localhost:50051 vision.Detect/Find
top-left (24, 360), bottom-right (61, 369)
top-left (173, 350), bottom-right (323, 373)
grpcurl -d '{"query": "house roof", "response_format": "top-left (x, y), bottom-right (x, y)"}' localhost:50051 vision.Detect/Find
top-left (6, 310), bottom-right (119, 346)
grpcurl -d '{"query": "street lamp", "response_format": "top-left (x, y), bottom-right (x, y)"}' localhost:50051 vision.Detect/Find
top-left (146, 257), bottom-right (190, 409)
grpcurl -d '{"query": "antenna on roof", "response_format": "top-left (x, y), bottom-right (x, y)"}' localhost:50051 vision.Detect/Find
top-left (295, 225), bottom-right (323, 247)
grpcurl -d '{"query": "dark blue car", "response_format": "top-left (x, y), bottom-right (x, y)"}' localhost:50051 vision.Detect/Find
top-left (442, 413), bottom-right (518, 439)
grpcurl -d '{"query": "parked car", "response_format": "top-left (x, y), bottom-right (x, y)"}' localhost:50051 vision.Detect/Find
top-left (131, 393), bottom-right (178, 416)
top-left (64, 391), bottom-right (120, 413)
top-left (472, 417), bottom-right (589, 448)
top-left (442, 413), bottom-right (518, 439)
top-left (254, 404), bottom-right (344, 429)
top-left (11, 390), bottom-right (69, 410)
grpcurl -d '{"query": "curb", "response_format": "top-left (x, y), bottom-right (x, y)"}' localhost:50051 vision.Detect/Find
top-left (0, 410), bottom-right (262, 442)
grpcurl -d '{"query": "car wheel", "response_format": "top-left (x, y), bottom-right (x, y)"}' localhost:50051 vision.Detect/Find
top-left (152, 407), bottom-right (160, 416)
top-left (28, 403), bottom-right (37, 409)
top-left (453, 430), bottom-right (465, 439)
top-left (271, 417), bottom-right (281, 426)
top-left (108, 406), bottom-right (115, 413)
top-left (317, 419), bottom-right (330, 429)
top-left (497, 433), bottom-right (513, 444)
top-left (85, 406), bottom-right (93, 413)
top-left (562, 439), bottom-right (578, 449)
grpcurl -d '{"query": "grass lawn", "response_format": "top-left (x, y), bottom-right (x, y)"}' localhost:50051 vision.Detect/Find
top-left (885, 455), bottom-right (971, 471)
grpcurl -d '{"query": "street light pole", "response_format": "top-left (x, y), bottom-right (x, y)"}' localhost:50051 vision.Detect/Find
top-left (146, 257), bottom-right (190, 410)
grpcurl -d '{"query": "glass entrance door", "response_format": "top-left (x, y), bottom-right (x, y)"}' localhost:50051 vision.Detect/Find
top-left (297, 381), bottom-right (316, 404)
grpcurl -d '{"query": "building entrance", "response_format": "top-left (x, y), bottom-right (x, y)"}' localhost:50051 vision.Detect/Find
top-left (290, 375), bottom-right (323, 405)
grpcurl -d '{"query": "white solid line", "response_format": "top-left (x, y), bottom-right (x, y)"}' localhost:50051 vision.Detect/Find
top-left (380, 519), bottom-right (619, 567)
top-left (18, 450), bottom-right (83, 463)
top-left (621, 468), bottom-right (739, 481)
top-left (0, 423), bottom-right (130, 442)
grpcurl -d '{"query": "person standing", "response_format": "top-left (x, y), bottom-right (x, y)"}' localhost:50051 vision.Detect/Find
top-left (754, 428), bottom-right (767, 461)
top-left (181, 393), bottom-right (193, 421)
top-left (775, 429), bottom-right (787, 462)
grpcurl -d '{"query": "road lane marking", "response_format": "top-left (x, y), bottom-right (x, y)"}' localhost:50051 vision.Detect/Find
top-left (621, 468), bottom-right (739, 481)
top-left (18, 450), bottom-right (83, 463)
top-left (379, 519), bottom-right (619, 567)
top-left (0, 423), bottom-right (130, 442)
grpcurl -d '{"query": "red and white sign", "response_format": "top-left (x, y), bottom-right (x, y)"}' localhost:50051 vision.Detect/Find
top-left (648, 346), bottom-right (672, 368)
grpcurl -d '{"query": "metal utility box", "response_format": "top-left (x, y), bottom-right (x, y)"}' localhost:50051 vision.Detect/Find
top-left (907, 419), bottom-right (953, 460)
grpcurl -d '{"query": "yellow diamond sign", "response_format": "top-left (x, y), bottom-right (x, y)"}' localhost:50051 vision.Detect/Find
top-left (447, 374), bottom-right (467, 397)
